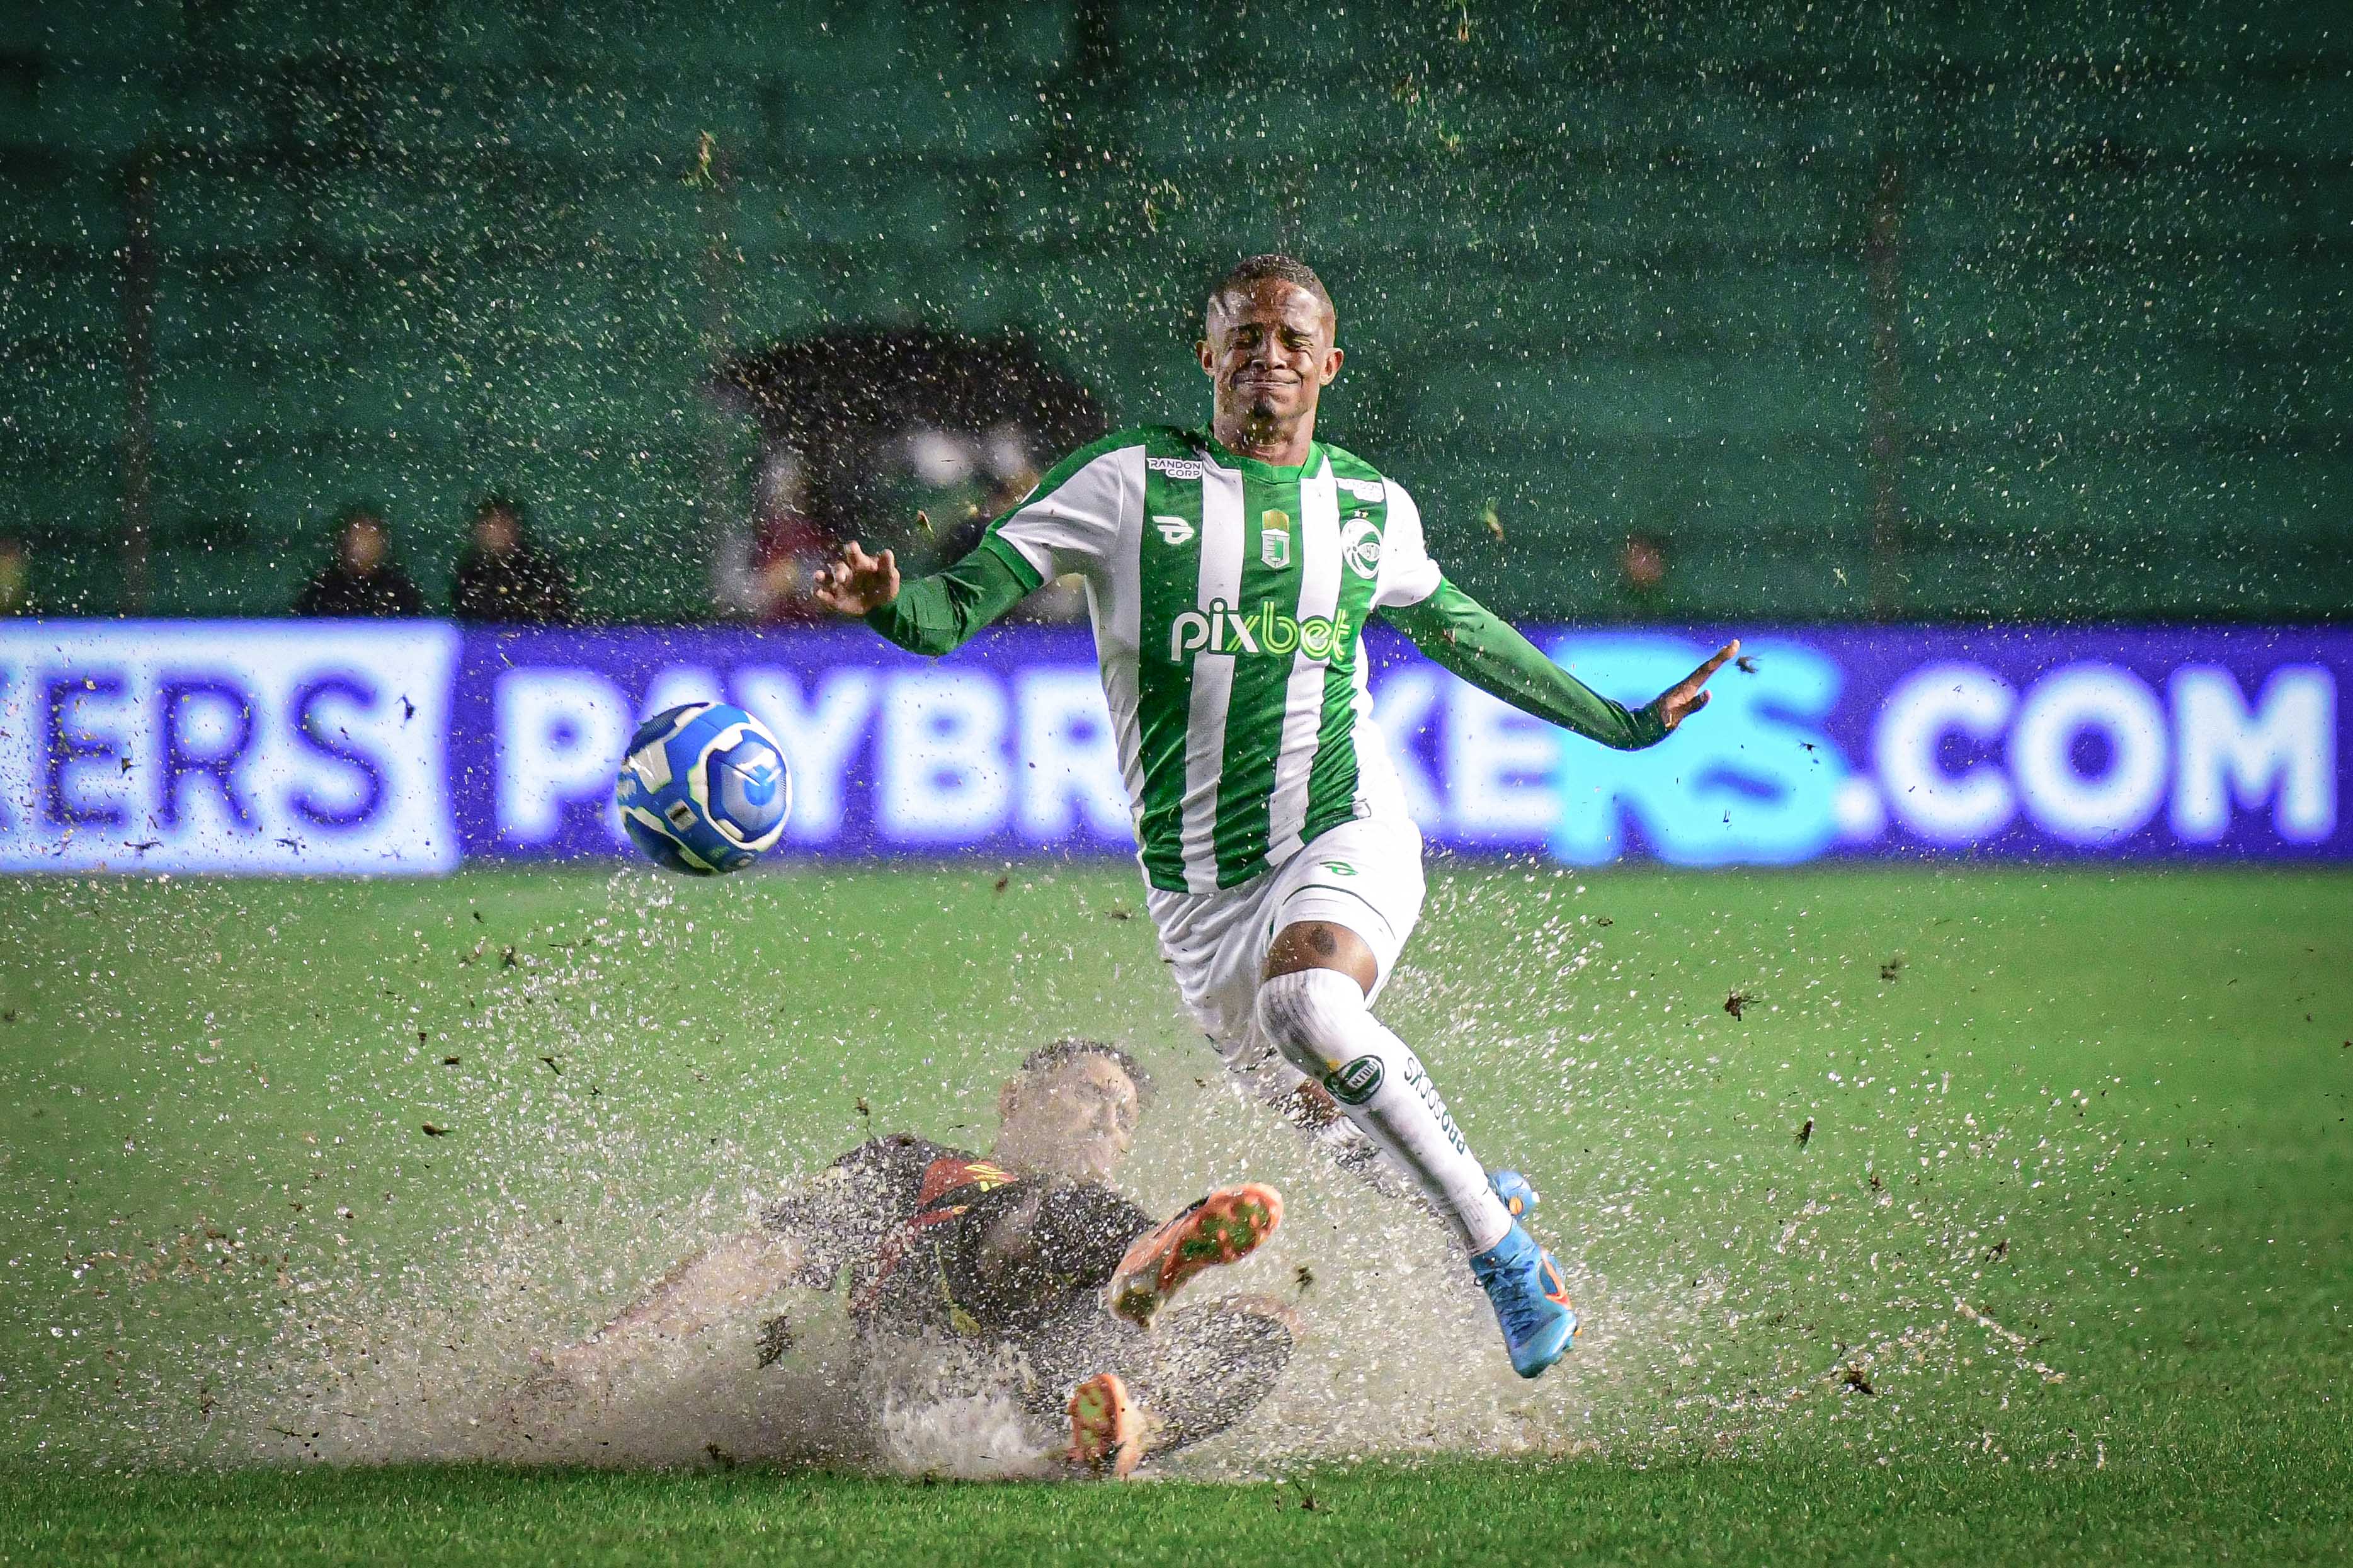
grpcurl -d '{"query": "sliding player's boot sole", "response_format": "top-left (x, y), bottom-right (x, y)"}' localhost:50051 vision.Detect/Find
top-left (1066, 1372), bottom-right (1143, 1477)
top-left (1107, 1182), bottom-right (1284, 1329)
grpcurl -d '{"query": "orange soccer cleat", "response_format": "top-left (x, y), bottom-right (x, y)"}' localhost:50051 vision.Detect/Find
top-left (1107, 1182), bottom-right (1284, 1329)
top-left (1066, 1372), bottom-right (1144, 1477)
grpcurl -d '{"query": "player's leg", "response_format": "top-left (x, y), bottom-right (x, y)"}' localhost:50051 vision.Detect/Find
top-left (1008, 1306), bottom-right (1149, 1477)
top-left (544, 1227), bottom-right (805, 1383)
top-left (976, 1177), bottom-right (1280, 1473)
top-left (1146, 833), bottom-right (1435, 1200)
top-left (1247, 826), bottom-right (1578, 1377)
top-left (1255, 927), bottom-right (1578, 1377)
top-left (1245, 820), bottom-right (1505, 1249)
top-left (1255, 923), bottom-right (1512, 1253)
top-left (1057, 1296), bottom-right (1299, 1472)
top-left (1120, 1295), bottom-right (1298, 1459)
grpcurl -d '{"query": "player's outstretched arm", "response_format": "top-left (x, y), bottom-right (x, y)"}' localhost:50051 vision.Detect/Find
top-left (814, 535), bottom-right (1039, 657)
top-left (545, 1228), bottom-right (807, 1383)
top-left (1384, 578), bottom-right (1735, 747)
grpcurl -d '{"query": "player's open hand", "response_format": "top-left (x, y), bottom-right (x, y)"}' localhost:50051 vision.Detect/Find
top-left (1653, 639), bottom-right (1740, 731)
top-left (812, 541), bottom-right (901, 616)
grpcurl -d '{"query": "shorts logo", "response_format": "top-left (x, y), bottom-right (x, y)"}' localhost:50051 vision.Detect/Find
top-left (1340, 516), bottom-right (1382, 579)
top-left (1324, 1054), bottom-right (1385, 1105)
top-left (1147, 456), bottom-right (1204, 479)
top-left (1260, 508), bottom-right (1291, 569)
top-left (1153, 514), bottom-right (1196, 546)
top-left (1319, 860), bottom-right (1357, 877)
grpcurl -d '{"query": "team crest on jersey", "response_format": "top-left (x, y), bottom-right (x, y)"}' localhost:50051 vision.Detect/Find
top-left (1340, 515), bottom-right (1382, 579)
top-left (1260, 509), bottom-right (1292, 569)
top-left (1153, 514), bottom-right (1196, 546)
top-left (1147, 456), bottom-right (1204, 480)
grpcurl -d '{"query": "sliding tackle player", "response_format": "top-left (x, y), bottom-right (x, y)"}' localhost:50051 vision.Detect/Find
top-left (530, 1041), bottom-right (1290, 1475)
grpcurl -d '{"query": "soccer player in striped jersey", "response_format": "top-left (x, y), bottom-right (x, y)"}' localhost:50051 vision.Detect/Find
top-left (816, 254), bottom-right (1735, 1380)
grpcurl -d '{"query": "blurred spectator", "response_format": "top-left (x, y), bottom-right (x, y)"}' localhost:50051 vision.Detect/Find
top-left (293, 508), bottom-right (426, 618)
top-left (1619, 531), bottom-right (1669, 596)
top-left (975, 425), bottom-right (1042, 543)
top-left (977, 429), bottom-right (1085, 625)
top-left (715, 326), bottom-right (1107, 623)
top-left (722, 452), bottom-right (841, 624)
top-left (0, 536), bottom-right (28, 615)
top-left (452, 496), bottom-right (577, 625)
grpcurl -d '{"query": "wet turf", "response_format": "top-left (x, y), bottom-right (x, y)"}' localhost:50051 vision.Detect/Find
top-left (3, 864), bottom-right (2348, 1564)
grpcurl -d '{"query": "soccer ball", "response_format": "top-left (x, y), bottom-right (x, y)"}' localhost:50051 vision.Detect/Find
top-left (614, 702), bottom-right (791, 875)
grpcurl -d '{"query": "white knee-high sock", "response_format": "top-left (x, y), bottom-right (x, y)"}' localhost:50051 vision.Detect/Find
top-left (1256, 969), bottom-right (1514, 1253)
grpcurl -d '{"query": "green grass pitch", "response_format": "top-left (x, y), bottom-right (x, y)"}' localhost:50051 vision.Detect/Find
top-left (3, 862), bottom-right (2348, 1565)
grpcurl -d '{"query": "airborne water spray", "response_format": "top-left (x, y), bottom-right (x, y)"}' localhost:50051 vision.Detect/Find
top-left (197, 868), bottom-right (2131, 1477)
top-left (8, 863), bottom-right (2136, 1477)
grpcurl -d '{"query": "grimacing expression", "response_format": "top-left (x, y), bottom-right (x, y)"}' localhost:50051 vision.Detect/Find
top-left (1199, 279), bottom-right (1342, 429)
top-left (996, 1053), bottom-right (1141, 1181)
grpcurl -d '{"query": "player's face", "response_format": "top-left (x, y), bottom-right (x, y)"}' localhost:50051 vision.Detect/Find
top-left (1198, 280), bottom-right (1341, 429)
top-left (998, 1054), bottom-right (1141, 1180)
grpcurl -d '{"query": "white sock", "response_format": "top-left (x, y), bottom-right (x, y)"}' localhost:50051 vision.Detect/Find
top-left (1255, 969), bottom-right (1515, 1254)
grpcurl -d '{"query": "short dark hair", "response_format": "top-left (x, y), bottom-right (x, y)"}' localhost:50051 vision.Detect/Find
top-left (1207, 253), bottom-right (1333, 320)
top-left (1017, 1038), bottom-right (1152, 1104)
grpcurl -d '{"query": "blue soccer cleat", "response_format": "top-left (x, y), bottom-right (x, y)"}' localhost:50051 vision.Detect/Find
top-left (1469, 1220), bottom-right (1580, 1379)
top-left (1488, 1169), bottom-right (1539, 1220)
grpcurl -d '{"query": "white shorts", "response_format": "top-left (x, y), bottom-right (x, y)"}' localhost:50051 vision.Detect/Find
top-left (1145, 816), bottom-right (1427, 1097)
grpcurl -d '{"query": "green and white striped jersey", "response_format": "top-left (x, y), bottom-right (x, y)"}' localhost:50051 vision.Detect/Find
top-left (983, 424), bottom-right (1443, 895)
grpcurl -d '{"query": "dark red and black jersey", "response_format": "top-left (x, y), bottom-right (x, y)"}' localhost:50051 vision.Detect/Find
top-left (761, 1133), bottom-right (1153, 1338)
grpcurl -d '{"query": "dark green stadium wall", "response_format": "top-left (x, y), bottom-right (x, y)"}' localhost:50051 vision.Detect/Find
top-left (1, 0), bottom-right (2344, 622)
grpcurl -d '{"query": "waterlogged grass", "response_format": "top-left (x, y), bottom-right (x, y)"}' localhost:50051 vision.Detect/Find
top-left (2, 863), bottom-right (2349, 1564)
top-left (6, 1429), bottom-right (2350, 1568)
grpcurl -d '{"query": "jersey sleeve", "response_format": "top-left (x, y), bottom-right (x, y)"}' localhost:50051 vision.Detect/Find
top-left (1372, 479), bottom-right (1445, 609)
top-left (758, 1134), bottom-right (937, 1288)
top-left (1386, 579), bottom-right (1670, 751)
top-left (983, 431), bottom-right (1144, 582)
top-left (863, 542), bottom-right (1038, 656)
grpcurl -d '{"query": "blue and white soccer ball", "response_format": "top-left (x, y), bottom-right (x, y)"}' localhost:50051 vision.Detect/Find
top-left (613, 702), bottom-right (790, 875)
